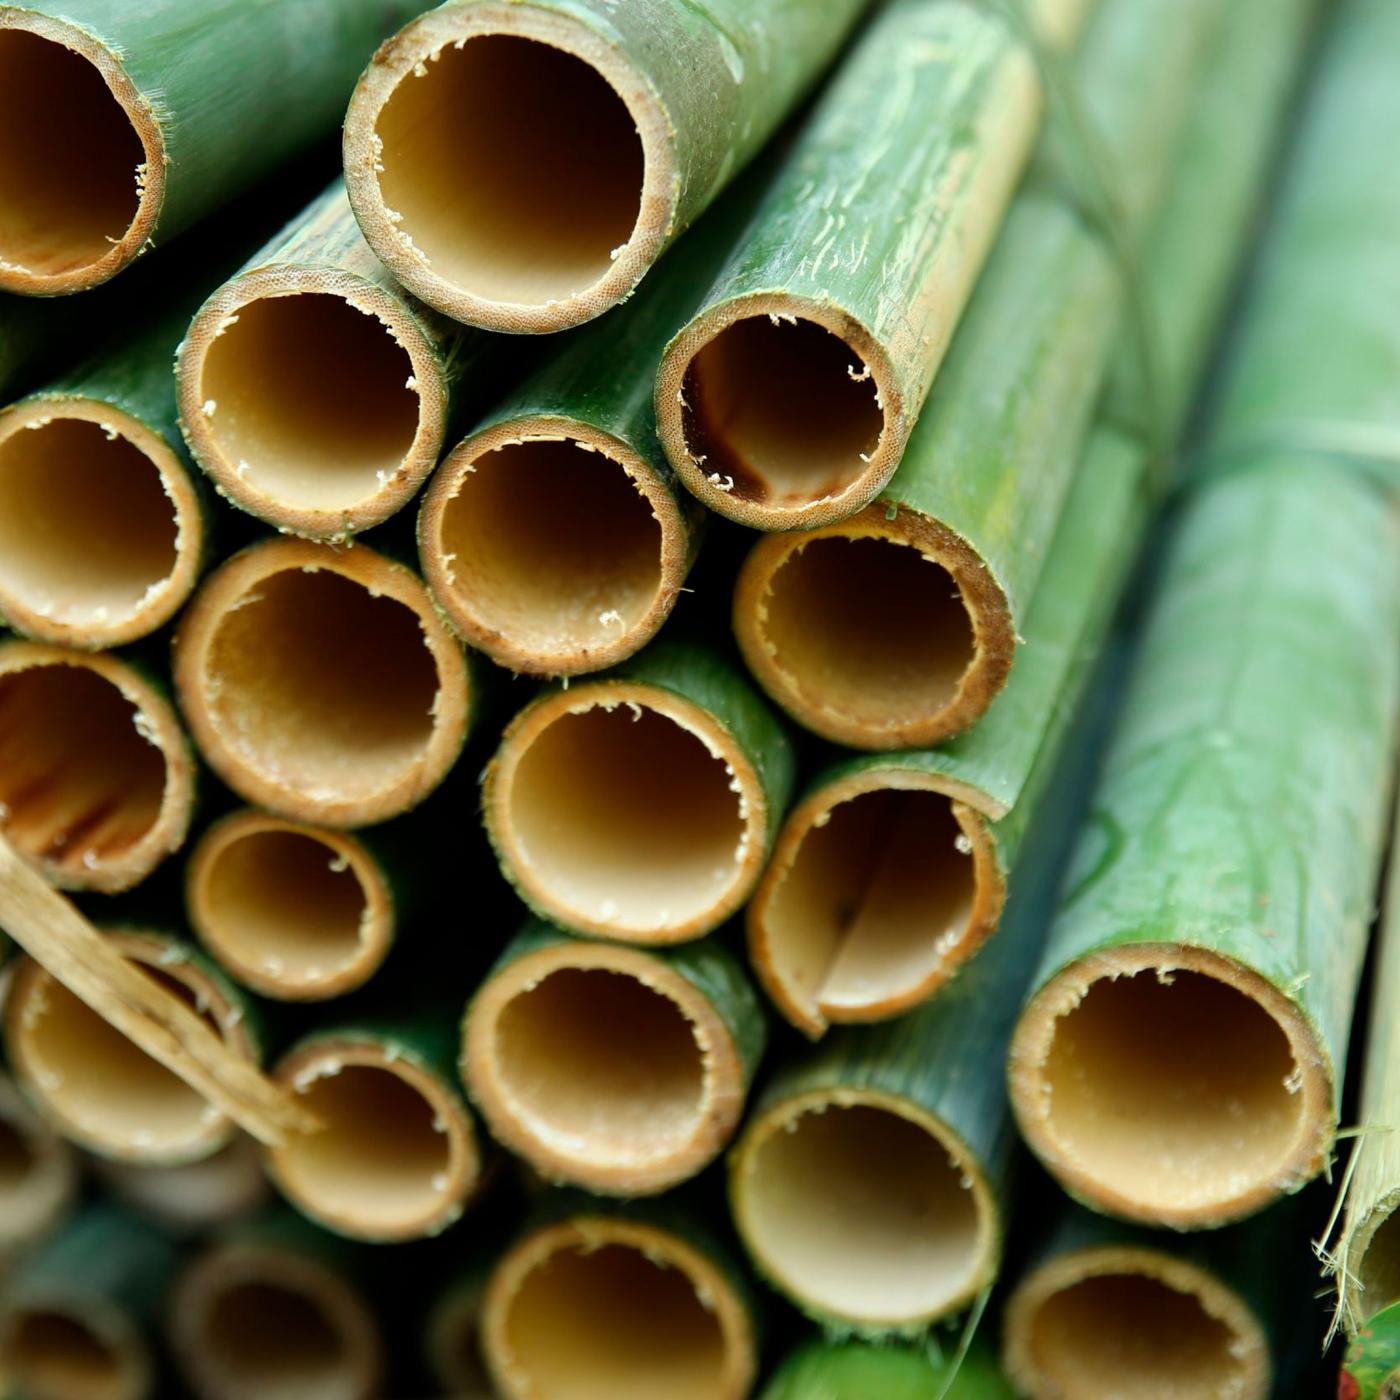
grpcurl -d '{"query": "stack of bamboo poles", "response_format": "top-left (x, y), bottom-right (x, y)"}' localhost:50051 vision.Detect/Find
top-left (0, 0), bottom-right (1397, 1395)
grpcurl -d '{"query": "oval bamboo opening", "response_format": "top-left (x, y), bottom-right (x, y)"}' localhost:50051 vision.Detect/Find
top-left (188, 812), bottom-right (392, 1001)
top-left (0, 1305), bottom-right (145, 1400)
top-left (485, 684), bottom-right (762, 941)
top-left (421, 426), bottom-right (687, 676)
top-left (0, 401), bottom-right (200, 647)
top-left (174, 540), bottom-right (469, 827)
top-left (0, 645), bottom-right (193, 892)
top-left (0, 15), bottom-right (160, 294)
top-left (1355, 1208), bottom-right (1400, 1322)
top-left (733, 1096), bottom-right (995, 1329)
top-left (268, 1039), bottom-right (479, 1242)
top-left (96, 1134), bottom-right (269, 1236)
top-left (484, 1218), bottom-right (755, 1400)
top-left (0, 1078), bottom-right (77, 1251)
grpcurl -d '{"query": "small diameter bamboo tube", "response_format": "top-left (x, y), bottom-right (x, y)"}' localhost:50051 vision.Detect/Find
top-left (483, 640), bottom-right (794, 942)
top-left (0, 0), bottom-right (421, 295)
top-left (482, 1206), bottom-right (757, 1400)
top-left (463, 921), bottom-right (765, 1194)
top-left (762, 1338), bottom-right (1014, 1400)
top-left (425, 1261), bottom-right (493, 1399)
top-left (0, 1073), bottom-right (78, 1259)
top-left (0, 642), bottom-right (194, 892)
top-left (95, 1134), bottom-right (270, 1237)
top-left (4, 930), bottom-right (257, 1165)
top-left (173, 538), bottom-right (470, 828)
top-left (342, 0), bottom-right (864, 333)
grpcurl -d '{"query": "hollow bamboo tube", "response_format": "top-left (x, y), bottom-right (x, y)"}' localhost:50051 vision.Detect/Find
top-left (173, 537), bottom-right (471, 828)
top-left (0, 1072), bottom-right (78, 1260)
top-left (342, 0), bottom-right (865, 333)
top-left (761, 1337), bottom-right (1014, 1400)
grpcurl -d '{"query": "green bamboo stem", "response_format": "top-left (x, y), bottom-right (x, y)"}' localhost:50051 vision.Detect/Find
top-left (483, 638), bottom-right (794, 943)
top-left (342, 0), bottom-right (866, 333)
top-left (0, 1072), bottom-right (77, 1261)
top-left (760, 1337), bottom-right (1014, 1400)
top-left (0, 0), bottom-right (421, 295)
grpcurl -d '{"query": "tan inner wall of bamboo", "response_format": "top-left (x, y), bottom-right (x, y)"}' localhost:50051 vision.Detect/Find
top-left (202, 1279), bottom-right (351, 1400)
top-left (1357, 1209), bottom-right (1400, 1319)
top-left (2, 1309), bottom-right (130, 1400)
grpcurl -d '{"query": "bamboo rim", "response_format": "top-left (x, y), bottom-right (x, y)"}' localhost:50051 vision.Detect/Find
top-left (1341, 1191), bottom-right (1400, 1330)
top-left (0, 642), bottom-right (194, 893)
top-left (749, 767), bottom-right (1003, 1036)
top-left (733, 503), bottom-right (1013, 748)
top-left (343, 2), bottom-right (673, 333)
top-left (464, 939), bottom-right (748, 1194)
top-left (266, 1036), bottom-right (480, 1243)
top-left (178, 267), bottom-right (449, 538)
top-left (420, 417), bottom-right (693, 676)
top-left (484, 680), bottom-right (768, 942)
top-left (0, 10), bottom-right (164, 295)
top-left (0, 1293), bottom-right (150, 1400)
top-left (1002, 1244), bottom-right (1271, 1400)
top-left (187, 811), bottom-right (394, 1002)
top-left (173, 538), bottom-right (470, 828)
top-left (0, 1076), bottom-right (77, 1253)
top-left (482, 1215), bottom-right (756, 1400)
top-left (1008, 943), bottom-right (1332, 1228)
top-left (656, 294), bottom-right (901, 529)
top-left (172, 1239), bottom-right (383, 1400)
top-left (0, 398), bottom-right (202, 648)
top-left (94, 1134), bottom-right (269, 1236)
top-left (4, 932), bottom-right (256, 1165)
top-left (426, 1275), bottom-right (491, 1398)
top-left (731, 1088), bottom-right (998, 1331)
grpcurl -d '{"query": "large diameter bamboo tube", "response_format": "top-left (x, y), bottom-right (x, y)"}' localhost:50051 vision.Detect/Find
top-left (173, 538), bottom-right (470, 828)
top-left (342, 0), bottom-right (865, 333)
top-left (762, 1338), bottom-right (1014, 1400)
top-left (483, 640), bottom-right (794, 943)
top-left (463, 921), bottom-right (765, 1194)
top-left (0, 1073), bottom-right (78, 1260)
top-left (96, 1134), bottom-right (270, 1237)
top-left (0, 0), bottom-right (422, 295)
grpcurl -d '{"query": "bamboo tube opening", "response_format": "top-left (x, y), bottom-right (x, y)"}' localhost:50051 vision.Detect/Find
top-left (1353, 1207), bottom-right (1400, 1320)
top-left (0, 1306), bottom-right (141, 1400)
top-left (188, 813), bottom-right (392, 1001)
top-left (734, 1096), bottom-right (994, 1327)
top-left (487, 685), bottom-right (762, 941)
top-left (0, 1081), bottom-right (76, 1249)
top-left (0, 646), bottom-right (193, 892)
top-left (0, 402), bottom-right (200, 647)
top-left (421, 427), bottom-right (686, 675)
top-left (96, 1134), bottom-right (269, 1235)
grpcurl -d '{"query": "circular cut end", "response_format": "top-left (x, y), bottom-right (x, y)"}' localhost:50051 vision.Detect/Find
top-left (1003, 1245), bottom-right (1270, 1400)
top-left (732, 1093), bottom-right (996, 1330)
top-left (173, 538), bottom-right (469, 827)
top-left (94, 1133), bottom-right (269, 1236)
top-left (0, 1076), bottom-right (78, 1252)
top-left (484, 681), bottom-right (764, 942)
top-left (4, 932), bottom-right (255, 1165)
top-left (1351, 1201), bottom-right (1400, 1325)
top-left (420, 420), bottom-right (691, 675)
top-left (1009, 945), bottom-right (1332, 1227)
top-left (179, 270), bottom-right (446, 536)
top-left (343, 5), bottom-right (669, 332)
top-left (483, 1216), bottom-right (755, 1400)
top-left (465, 939), bottom-right (746, 1193)
top-left (657, 300), bottom-right (897, 528)
top-left (0, 643), bottom-right (194, 892)
top-left (173, 1241), bottom-right (383, 1400)
top-left (749, 768), bottom-right (1001, 1035)
top-left (734, 505), bottom-right (1011, 748)
top-left (0, 1302), bottom-right (148, 1400)
top-left (0, 13), bottom-right (162, 294)
top-left (0, 399), bottom-right (201, 647)
top-left (267, 1037), bottom-right (479, 1242)
top-left (187, 811), bottom-right (393, 1001)
top-left (426, 1278), bottom-right (492, 1398)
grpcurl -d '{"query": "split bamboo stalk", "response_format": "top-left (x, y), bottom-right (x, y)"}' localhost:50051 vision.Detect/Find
top-left (0, 1073), bottom-right (78, 1262)
top-left (761, 1338), bottom-right (1014, 1400)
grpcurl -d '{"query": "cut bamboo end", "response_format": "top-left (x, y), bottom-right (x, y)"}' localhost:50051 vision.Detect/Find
top-left (426, 1276), bottom-right (491, 1399)
top-left (1002, 1244), bottom-right (1270, 1400)
top-left (1344, 1196), bottom-right (1400, 1329)
top-left (172, 1239), bottom-right (383, 1400)
top-left (483, 1216), bottom-right (756, 1400)
top-left (0, 12), bottom-right (163, 295)
top-left (484, 681), bottom-right (768, 942)
top-left (0, 643), bottom-right (194, 893)
top-left (749, 769), bottom-right (1003, 1037)
top-left (178, 269), bottom-right (449, 538)
top-left (733, 504), bottom-right (1013, 748)
top-left (0, 398), bottom-right (202, 648)
top-left (464, 940), bottom-right (747, 1194)
top-left (731, 1090), bottom-right (997, 1332)
top-left (173, 538), bottom-right (470, 828)
top-left (95, 1134), bottom-right (269, 1237)
top-left (0, 1298), bottom-right (149, 1400)
top-left (266, 1037), bottom-right (480, 1243)
top-left (657, 297), bottom-right (900, 529)
top-left (0, 1076), bottom-right (78, 1254)
top-left (343, 3), bottom-right (672, 333)
top-left (187, 811), bottom-right (394, 1002)
top-left (4, 932), bottom-right (256, 1166)
top-left (420, 419), bottom-right (692, 676)
top-left (1009, 944), bottom-right (1332, 1228)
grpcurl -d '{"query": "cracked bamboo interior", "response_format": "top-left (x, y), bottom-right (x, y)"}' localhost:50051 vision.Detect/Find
top-left (0, 1305), bottom-right (143, 1400)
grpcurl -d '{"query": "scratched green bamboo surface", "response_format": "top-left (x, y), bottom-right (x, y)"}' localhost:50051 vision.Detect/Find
top-left (761, 1337), bottom-right (1015, 1400)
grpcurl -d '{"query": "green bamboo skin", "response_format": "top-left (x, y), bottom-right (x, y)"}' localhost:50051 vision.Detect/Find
top-left (0, 0), bottom-right (422, 296)
top-left (761, 1337), bottom-right (1015, 1400)
top-left (343, 0), bottom-right (866, 333)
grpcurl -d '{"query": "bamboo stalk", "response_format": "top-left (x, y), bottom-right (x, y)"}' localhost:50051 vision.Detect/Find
top-left (761, 1337), bottom-right (1014, 1400)
top-left (173, 537), bottom-right (471, 829)
top-left (342, 0), bottom-right (865, 333)
top-left (483, 639), bottom-right (794, 943)
top-left (0, 1072), bottom-right (78, 1261)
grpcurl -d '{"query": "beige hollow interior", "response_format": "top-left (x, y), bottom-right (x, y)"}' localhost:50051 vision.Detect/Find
top-left (0, 1306), bottom-right (141, 1400)
top-left (1354, 1206), bottom-right (1400, 1321)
